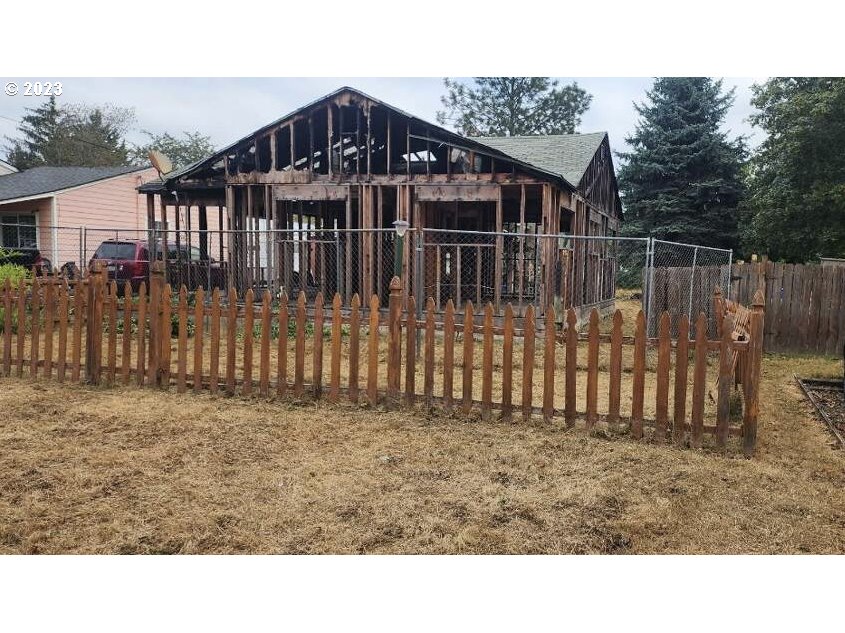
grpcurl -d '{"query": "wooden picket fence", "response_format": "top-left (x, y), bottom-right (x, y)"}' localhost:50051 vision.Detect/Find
top-left (730, 261), bottom-right (845, 356)
top-left (0, 262), bottom-right (765, 456)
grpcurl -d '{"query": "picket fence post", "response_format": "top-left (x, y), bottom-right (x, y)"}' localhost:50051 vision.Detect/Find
top-left (85, 261), bottom-right (106, 385)
top-left (387, 276), bottom-right (402, 406)
top-left (743, 289), bottom-right (765, 457)
top-left (147, 262), bottom-right (165, 387)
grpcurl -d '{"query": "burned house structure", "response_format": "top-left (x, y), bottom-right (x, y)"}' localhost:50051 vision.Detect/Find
top-left (139, 87), bottom-right (622, 317)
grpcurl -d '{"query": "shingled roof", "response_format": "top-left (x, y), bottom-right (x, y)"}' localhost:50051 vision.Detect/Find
top-left (0, 165), bottom-right (147, 203)
top-left (470, 132), bottom-right (608, 187)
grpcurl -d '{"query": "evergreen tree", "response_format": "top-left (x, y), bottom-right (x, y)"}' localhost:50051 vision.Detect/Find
top-left (4, 99), bottom-right (134, 169)
top-left (436, 77), bottom-right (592, 136)
top-left (4, 96), bottom-right (64, 169)
top-left (617, 78), bottom-right (746, 250)
top-left (742, 78), bottom-right (845, 262)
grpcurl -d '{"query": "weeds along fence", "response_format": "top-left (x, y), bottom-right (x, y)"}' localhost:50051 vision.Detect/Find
top-left (0, 261), bottom-right (764, 455)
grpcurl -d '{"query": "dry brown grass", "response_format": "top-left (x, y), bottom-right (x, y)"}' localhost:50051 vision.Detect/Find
top-left (1, 343), bottom-right (843, 554)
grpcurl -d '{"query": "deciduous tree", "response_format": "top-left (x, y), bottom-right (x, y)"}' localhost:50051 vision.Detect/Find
top-left (742, 78), bottom-right (845, 262)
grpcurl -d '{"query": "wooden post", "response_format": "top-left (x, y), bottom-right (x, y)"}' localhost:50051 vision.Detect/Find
top-left (177, 285), bottom-right (188, 393)
top-left (194, 287), bottom-right (206, 393)
top-left (86, 261), bottom-right (106, 385)
top-left (743, 290), bottom-right (765, 457)
top-left (607, 310), bottom-right (623, 429)
top-left (673, 315), bottom-right (690, 445)
top-left (312, 292), bottom-right (324, 398)
top-left (348, 294), bottom-right (360, 403)
top-left (424, 298), bottom-right (435, 409)
top-left (481, 303), bottom-right (494, 421)
top-left (2, 280), bottom-right (12, 376)
top-left (564, 308), bottom-right (577, 428)
top-left (159, 284), bottom-right (172, 388)
top-left (716, 313), bottom-right (735, 448)
top-left (655, 312), bottom-right (671, 441)
top-left (277, 292), bottom-right (289, 398)
top-left (521, 305), bottom-right (535, 423)
top-left (586, 308), bottom-right (600, 430)
top-left (405, 296), bottom-right (417, 407)
top-left (631, 310), bottom-right (646, 439)
top-left (294, 291), bottom-right (306, 398)
top-left (29, 278), bottom-right (41, 379)
top-left (543, 305), bottom-right (556, 424)
top-left (242, 289), bottom-right (254, 396)
top-left (691, 312), bottom-right (708, 448)
top-left (226, 287), bottom-right (238, 395)
top-left (462, 301), bottom-right (474, 415)
top-left (501, 303), bottom-right (514, 422)
top-left (386, 276), bottom-right (402, 405)
top-left (443, 299), bottom-right (455, 412)
top-left (714, 286), bottom-right (724, 337)
top-left (329, 293), bottom-right (342, 403)
top-left (494, 186), bottom-right (503, 314)
top-left (367, 295), bottom-right (380, 406)
top-left (148, 262), bottom-right (165, 386)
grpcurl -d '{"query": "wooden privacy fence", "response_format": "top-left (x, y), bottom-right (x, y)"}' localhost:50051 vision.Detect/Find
top-left (0, 262), bottom-right (765, 456)
top-left (731, 261), bottom-right (845, 355)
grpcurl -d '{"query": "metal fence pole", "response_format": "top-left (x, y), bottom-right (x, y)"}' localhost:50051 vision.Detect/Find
top-left (645, 237), bottom-right (655, 334)
top-left (414, 230), bottom-right (424, 359)
top-left (335, 231), bottom-right (343, 301)
top-left (726, 249), bottom-right (734, 300)
top-left (688, 245), bottom-right (698, 323)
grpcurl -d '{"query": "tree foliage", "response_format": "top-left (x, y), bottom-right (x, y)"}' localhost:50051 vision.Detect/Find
top-left (436, 77), bottom-right (592, 137)
top-left (616, 78), bottom-right (746, 250)
top-left (4, 97), bottom-right (134, 169)
top-left (129, 130), bottom-right (215, 170)
top-left (741, 78), bottom-right (845, 262)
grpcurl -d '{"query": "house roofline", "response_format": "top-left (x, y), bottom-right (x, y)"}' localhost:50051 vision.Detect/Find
top-left (0, 166), bottom-right (155, 206)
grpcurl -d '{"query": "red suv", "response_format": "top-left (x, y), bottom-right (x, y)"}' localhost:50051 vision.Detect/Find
top-left (89, 240), bottom-right (150, 293)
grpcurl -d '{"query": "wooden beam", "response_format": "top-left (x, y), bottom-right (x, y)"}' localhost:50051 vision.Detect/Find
top-left (308, 114), bottom-right (314, 173)
top-left (415, 184), bottom-right (500, 202)
top-left (327, 103), bottom-right (333, 177)
top-left (494, 185), bottom-right (503, 313)
top-left (386, 112), bottom-right (391, 176)
top-left (271, 184), bottom-right (350, 201)
top-left (289, 123), bottom-right (296, 171)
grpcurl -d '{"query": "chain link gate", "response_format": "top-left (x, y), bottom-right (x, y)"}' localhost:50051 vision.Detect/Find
top-left (644, 239), bottom-right (733, 337)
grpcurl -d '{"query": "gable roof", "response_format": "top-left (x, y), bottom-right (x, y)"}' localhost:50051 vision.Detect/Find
top-left (469, 132), bottom-right (608, 186)
top-left (146, 87), bottom-right (577, 193)
top-left (0, 165), bottom-right (148, 203)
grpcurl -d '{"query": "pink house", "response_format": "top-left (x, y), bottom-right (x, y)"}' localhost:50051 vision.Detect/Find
top-left (0, 165), bottom-right (226, 271)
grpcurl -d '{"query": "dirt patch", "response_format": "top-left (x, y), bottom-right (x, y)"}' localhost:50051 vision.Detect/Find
top-left (0, 352), bottom-right (843, 554)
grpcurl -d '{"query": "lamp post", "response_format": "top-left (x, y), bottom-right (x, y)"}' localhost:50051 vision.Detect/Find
top-left (393, 219), bottom-right (409, 280)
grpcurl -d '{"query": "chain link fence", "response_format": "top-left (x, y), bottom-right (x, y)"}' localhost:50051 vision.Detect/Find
top-left (644, 239), bottom-right (733, 337)
top-left (3, 222), bottom-right (732, 332)
top-left (417, 229), bottom-right (651, 320)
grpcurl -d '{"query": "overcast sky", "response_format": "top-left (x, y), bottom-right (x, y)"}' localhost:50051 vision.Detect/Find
top-left (0, 77), bottom-right (765, 162)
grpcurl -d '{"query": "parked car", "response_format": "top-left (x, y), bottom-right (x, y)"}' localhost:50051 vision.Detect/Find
top-left (88, 239), bottom-right (151, 293)
top-left (0, 246), bottom-right (52, 276)
top-left (89, 239), bottom-right (225, 292)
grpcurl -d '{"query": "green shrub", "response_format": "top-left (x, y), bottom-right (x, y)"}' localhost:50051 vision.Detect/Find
top-left (0, 263), bottom-right (30, 334)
